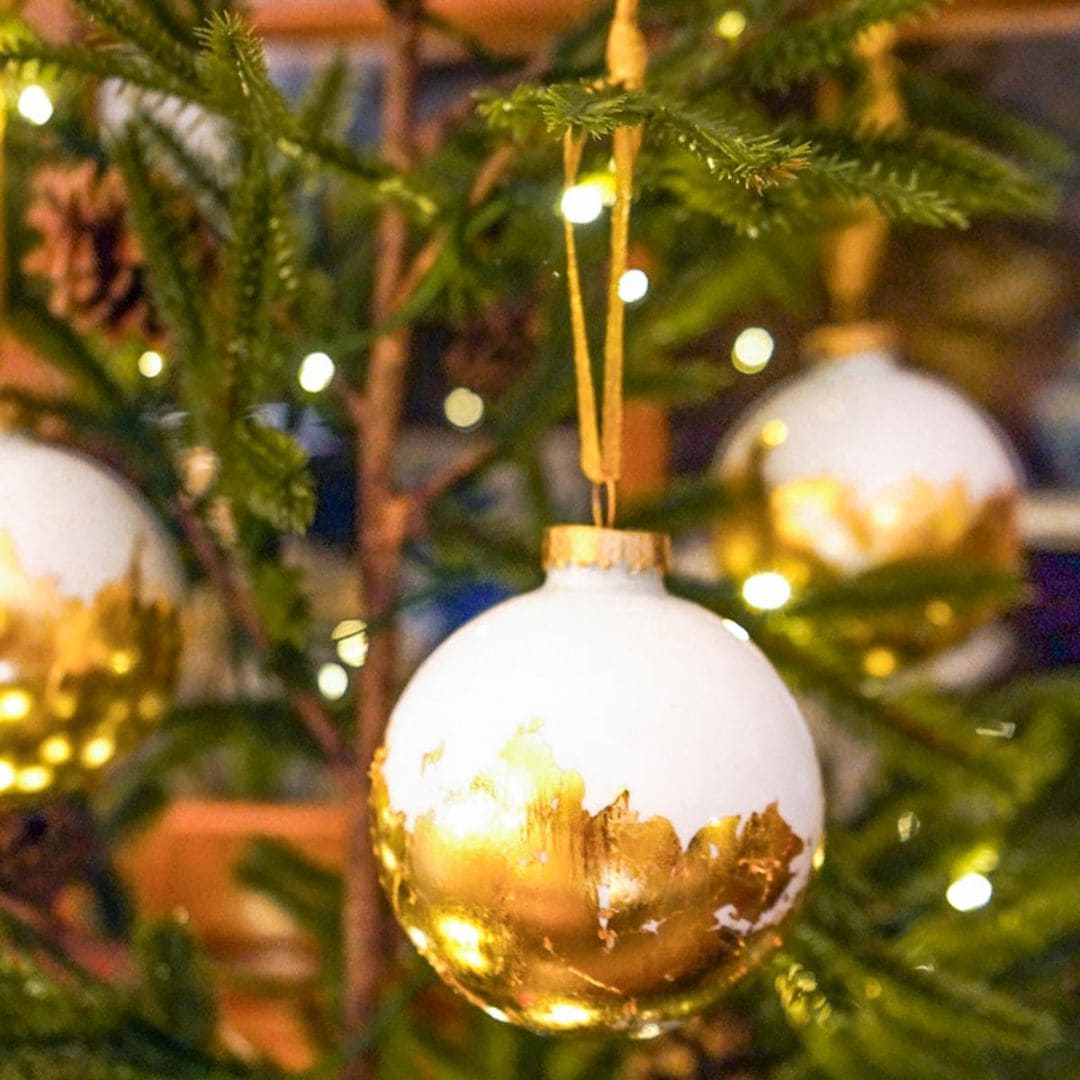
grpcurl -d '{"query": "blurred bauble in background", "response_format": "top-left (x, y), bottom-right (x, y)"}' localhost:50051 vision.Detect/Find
top-left (372, 526), bottom-right (823, 1037)
top-left (713, 324), bottom-right (1023, 673)
top-left (0, 433), bottom-right (184, 798)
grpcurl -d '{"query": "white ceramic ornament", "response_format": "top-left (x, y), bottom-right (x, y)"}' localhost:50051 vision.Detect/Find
top-left (372, 525), bottom-right (824, 1037)
top-left (713, 329), bottom-right (1022, 668)
top-left (0, 433), bottom-right (184, 796)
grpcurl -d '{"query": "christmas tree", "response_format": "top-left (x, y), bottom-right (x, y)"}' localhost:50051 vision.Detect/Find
top-left (0, 1), bottom-right (1076, 1078)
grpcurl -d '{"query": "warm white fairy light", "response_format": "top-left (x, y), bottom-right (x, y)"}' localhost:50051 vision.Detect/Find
top-left (742, 571), bottom-right (792, 611)
top-left (298, 351), bottom-right (336, 393)
top-left (715, 11), bottom-right (748, 40)
top-left (138, 350), bottom-right (165, 379)
top-left (617, 268), bottom-right (650, 303)
top-left (333, 619), bottom-right (369, 668)
top-left (946, 872), bottom-right (993, 912)
top-left (317, 662), bottom-right (349, 701)
top-left (443, 387), bottom-right (485, 431)
top-left (17, 85), bottom-right (54, 126)
top-left (732, 327), bottom-right (775, 374)
top-left (560, 183), bottom-right (605, 225)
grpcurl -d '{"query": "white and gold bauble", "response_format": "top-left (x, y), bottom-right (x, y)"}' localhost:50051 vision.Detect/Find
top-left (372, 525), bottom-right (824, 1037)
top-left (0, 433), bottom-right (184, 797)
top-left (714, 324), bottom-right (1022, 669)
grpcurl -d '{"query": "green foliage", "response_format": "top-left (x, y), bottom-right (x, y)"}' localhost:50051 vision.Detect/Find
top-left (1, 0), bottom-right (1076, 1078)
top-left (134, 920), bottom-right (217, 1048)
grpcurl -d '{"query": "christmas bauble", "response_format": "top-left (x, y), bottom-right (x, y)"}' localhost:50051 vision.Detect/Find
top-left (372, 526), bottom-right (824, 1037)
top-left (0, 434), bottom-right (184, 796)
top-left (714, 326), bottom-right (1022, 668)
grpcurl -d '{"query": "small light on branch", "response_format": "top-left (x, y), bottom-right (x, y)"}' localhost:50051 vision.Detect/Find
top-left (17, 85), bottom-right (54, 126)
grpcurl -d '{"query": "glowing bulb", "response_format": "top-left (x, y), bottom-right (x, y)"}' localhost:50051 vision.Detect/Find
top-left (443, 387), bottom-right (485, 431)
top-left (0, 688), bottom-right (32, 722)
top-left (862, 647), bottom-right (898, 679)
top-left (138, 350), bottom-right (165, 379)
top-left (715, 10), bottom-right (748, 39)
top-left (760, 419), bottom-right (789, 447)
top-left (732, 327), bottom-right (775, 374)
top-left (318, 662), bottom-right (349, 701)
top-left (298, 351), bottom-right (336, 393)
top-left (0, 761), bottom-right (15, 791)
top-left (560, 183), bottom-right (605, 225)
top-left (618, 268), bottom-right (650, 303)
top-left (40, 736), bottom-right (73, 765)
top-left (333, 619), bottom-right (369, 668)
top-left (742, 571), bottom-right (792, 611)
top-left (16, 765), bottom-right (53, 793)
top-left (17, 85), bottom-right (54, 126)
top-left (81, 736), bottom-right (115, 769)
top-left (946, 872), bottom-right (992, 912)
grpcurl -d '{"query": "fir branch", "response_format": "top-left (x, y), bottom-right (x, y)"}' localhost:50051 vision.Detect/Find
top-left (647, 99), bottom-right (811, 191)
top-left (0, 37), bottom-right (193, 97)
top-left (803, 125), bottom-right (1055, 224)
top-left (234, 837), bottom-right (342, 953)
top-left (2, 296), bottom-right (125, 409)
top-left (901, 69), bottom-right (1073, 176)
top-left (194, 12), bottom-right (292, 136)
top-left (735, 0), bottom-right (946, 90)
top-left (222, 420), bottom-right (316, 534)
top-left (71, 0), bottom-right (200, 84)
top-left (133, 920), bottom-right (217, 1050)
top-left (786, 564), bottom-right (1025, 619)
top-left (110, 126), bottom-right (207, 360)
top-left (131, 109), bottom-right (230, 219)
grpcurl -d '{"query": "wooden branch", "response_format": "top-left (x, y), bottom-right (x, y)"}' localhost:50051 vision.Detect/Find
top-left (342, 3), bottom-right (423, 1075)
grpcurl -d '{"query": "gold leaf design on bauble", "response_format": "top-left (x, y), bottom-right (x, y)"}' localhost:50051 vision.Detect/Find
top-left (371, 724), bottom-right (808, 1035)
top-left (0, 532), bottom-right (181, 796)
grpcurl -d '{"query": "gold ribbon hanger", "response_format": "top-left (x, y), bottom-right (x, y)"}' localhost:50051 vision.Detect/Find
top-left (562, 0), bottom-right (647, 529)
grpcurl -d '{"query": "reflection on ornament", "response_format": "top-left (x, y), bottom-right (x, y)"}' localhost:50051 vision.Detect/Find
top-left (372, 526), bottom-right (823, 1035)
top-left (0, 436), bottom-right (183, 796)
top-left (714, 344), bottom-right (1021, 666)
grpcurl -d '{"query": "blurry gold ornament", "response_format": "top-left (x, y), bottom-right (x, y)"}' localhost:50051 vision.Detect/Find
top-left (713, 338), bottom-right (1022, 665)
top-left (714, 30), bottom-right (1021, 671)
top-left (372, 526), bottom-right (823, 1036)
top-left (0, 434), bottom-right (184, 797)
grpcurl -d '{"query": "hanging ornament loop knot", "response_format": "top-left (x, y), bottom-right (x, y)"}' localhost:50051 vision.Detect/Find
top-left (562, 0), bottom-right (648, 529)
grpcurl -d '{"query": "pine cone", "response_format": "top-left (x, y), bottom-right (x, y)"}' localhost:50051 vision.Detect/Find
top-left (443, 298), bottom-right (537, 398)
top-left (22, 162), bottom-right (160, 342)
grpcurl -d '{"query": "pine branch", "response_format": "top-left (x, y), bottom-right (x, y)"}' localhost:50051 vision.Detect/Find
top-left (71, 0), bottom-right (200, 83)
top-left (133, 920), bottom-right (217, 1049)
top-left (734, 0), bottom-right (945, 90)
top-left (2, 296), bottom-right (126, 409)
top-left (110, 126), bottom-right (208, 360)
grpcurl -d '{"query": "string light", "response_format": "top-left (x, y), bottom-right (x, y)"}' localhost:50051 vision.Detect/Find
top-left (946, 872), bottom-right (992, 912)
top-left (560, 183), bottom-right (605, 225)
top-left (617, 268), bottom-right (650, 303)
top-left (742, 571), bottom-right (792, 611)
top-left (298, 351), bottom-right (336, 393)
top-left (138, 350), bottom-right (165, 379)
top-left (715, 11), bottom-right (748, 40)
top-left (333, 619), bottom-right (369, 668)
top-left (443, 387), bottom-right (485, 431)
top-left (732, 327), bottom-right (775, 374)
top-left (317, 662), bottom-right (349, 701)
top-left (17, 85), bottom-right (54, 126)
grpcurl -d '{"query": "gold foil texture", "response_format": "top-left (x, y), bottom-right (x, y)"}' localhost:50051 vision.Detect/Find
top-left (0, 532), bottom-right (181, 796)
top-left (371, 724), bottom-right (808, 1035)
